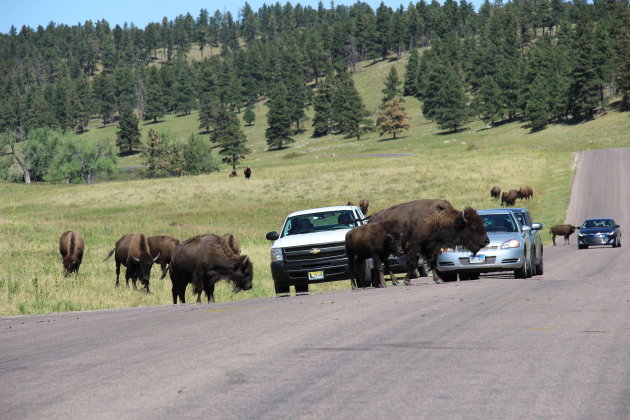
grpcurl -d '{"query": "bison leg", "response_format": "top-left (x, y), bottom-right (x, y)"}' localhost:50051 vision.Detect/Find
top-left (565, 235), bottom-right (570, 245)
top-left (403, 252), bottom-right (419, 286)
top-left (115, 261), bottom-right (121, 287)
top-left (347, 253), bottom-right (358, 290)
top-left (383, 260), bottom-right (398, 285)
top-left (552, 234), bottom-right (557, 246)
top-left (373, 255), bottom-right (386, 288)
top-left (204, 281), bottom-right (215, 303)
top-left (160, 263), bottom-right (168, 280)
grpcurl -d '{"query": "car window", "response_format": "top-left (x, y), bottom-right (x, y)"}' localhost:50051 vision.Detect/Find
top-left (482, 214), bottom-right (517, 232)
top-left (282, 211), bottom-right (357, 236)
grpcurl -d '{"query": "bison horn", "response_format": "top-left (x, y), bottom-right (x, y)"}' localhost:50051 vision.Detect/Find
top-left (461, 209), bottom-right (467, 223)
top-left (153, 252), bottom-right (160, 262)
top-left (132, 253), bottom-right (140, 262)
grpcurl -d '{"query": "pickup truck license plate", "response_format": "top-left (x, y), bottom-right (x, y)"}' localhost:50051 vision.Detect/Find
top-left (308, 270), bottom-right (324, 281)
top-left (469, 254), bottom-right (485, 264)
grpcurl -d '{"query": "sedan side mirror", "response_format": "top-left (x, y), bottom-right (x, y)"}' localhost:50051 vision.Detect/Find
top-left (521, 225), bottom-right (532, 232)
top-left (266, 231), bottom-right (279, 241)
top-left (532, 223), bottom-right (543, 231)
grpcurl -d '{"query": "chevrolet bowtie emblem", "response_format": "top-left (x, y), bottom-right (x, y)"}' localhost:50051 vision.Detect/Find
top-left (309, 248), bottom-right (321, 255)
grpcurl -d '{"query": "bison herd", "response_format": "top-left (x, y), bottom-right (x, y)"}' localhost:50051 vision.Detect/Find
top-left (490, 186), bottom-right (534, 206)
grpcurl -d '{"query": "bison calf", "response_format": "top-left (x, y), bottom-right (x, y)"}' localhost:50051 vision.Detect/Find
top-left (59, 231), bottom-right (84, 277)
top-left (550, 224), bottom-right (578, 245)
top-left (104, 233), bottom-right (158, 292)
top-left (148, 235), bottom-right (179, 279)
top-left (346, 223), bottom-right (405, 289)
top-left (169, 234), bottom-right (253, 304)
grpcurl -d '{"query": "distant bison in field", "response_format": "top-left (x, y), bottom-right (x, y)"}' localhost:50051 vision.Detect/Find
top-left (368, 199), bottom-right (489, 284)
top-left (244, 166), bottom-right (251, 179)
top-left (345, 222), bottom-right (405, 289)
top-left (517, 186), bottom-right (534, 200)
top-left (169, 234), bottom-right (253, 304)
top-left (229, 170), bottom-right (237, 177)
top-left (104, 233), bottom-right (158, 292)
top-left (359, 198), bottom-right (369, 215)
top-left (59, 231), bottom-right (84, 277)
top-left (501, 189), bottom-right (518, 206)
top-left (550, 224), bottom-right (578, 245)
top-left (490, 186), bottom-right (501, 199)
top-left (148, 235), bottom-right (179, 279)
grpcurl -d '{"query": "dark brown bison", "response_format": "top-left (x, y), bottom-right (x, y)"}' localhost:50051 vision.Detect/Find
top-left (169, 234), bottom-right (253, 304)
top-left (59, 231), bottom-right (84, 277)
top-left (501, 189), bottom-right (518, 206)
top-left (345, 223), bottom-right (405, 289)
top-left (223, 233), bottom-right (241, 254)
top-left (490, 186), bottom-right (501, 199)
top-left (104, 233), bottom-right (158, 292)
top-left (517, 186), bottom-right (534, 200)
top-left (368, 199), bottom-right (489, 284)
top-left (147, 235), bottom-right (179, 279)
top-left (359, 198), bottom-right (369, 215)
top-left (550, 224), bottom-right (578, 245)
top-left (229, 170), bottom-right (237, 177)
top-left (244, 166), bottom-right (251, 179)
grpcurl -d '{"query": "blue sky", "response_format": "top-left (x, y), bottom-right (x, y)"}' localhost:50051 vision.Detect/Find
top-left (1, 0), bottom-right (483, 34)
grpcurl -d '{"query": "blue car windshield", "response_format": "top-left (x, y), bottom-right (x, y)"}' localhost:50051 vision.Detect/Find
top-left (582, 219), bottom-right (613, 229)
top-left (482, 214), bottom-right (517, 232)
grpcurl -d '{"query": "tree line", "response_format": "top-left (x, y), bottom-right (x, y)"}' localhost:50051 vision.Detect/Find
top-left (1, 0), bottom-right (629, 182)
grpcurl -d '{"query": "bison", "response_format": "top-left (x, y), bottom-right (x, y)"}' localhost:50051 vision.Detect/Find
top-left (229, 170), bottom-right (238, 177)
top-left (550, 224), bottom-right (578, 245)
top-left (244, 166), bottom-right (252, 179)
top-left (169, 234), bottom-right (253, 304)
top-left (59, 231), bottom-right (84, 277)
top-left (345, 223), bottom-right (405, 289)
top-left (501, 189), bottom-right (518, 206)
top-left (517, 186), bottom-right (534, 200)
top-left (368, 199), bottom-right (489, 284)
top-left (359, 198), bottom-right (369, 215)
top-left (490, 186), bottom-right (501, 199)
top-left (104, 233), bottom-right (158, 292)
top-left (147, 235), bottom-right (179, 279)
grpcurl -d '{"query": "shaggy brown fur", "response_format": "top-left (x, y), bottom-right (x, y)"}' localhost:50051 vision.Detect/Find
top-left (104, 233), bottom-right (157, 292)
top-left (550, 224), bottom-right (578, 245)
top-left (59, 231), bottom-right (84, 277)
top-left (148, 235), bottom-right (180, 279)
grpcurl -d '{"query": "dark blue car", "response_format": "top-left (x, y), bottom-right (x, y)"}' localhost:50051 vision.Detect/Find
top-left (577, 218), bottom-right (622, 249)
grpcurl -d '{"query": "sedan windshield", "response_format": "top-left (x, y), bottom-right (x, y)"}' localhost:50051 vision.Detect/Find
top-left (481, 214), bottom-right (517, 232)
top-left (282, 211), bottom-right (357, 237)
top-left (582, 219), bottom-right (614, 229)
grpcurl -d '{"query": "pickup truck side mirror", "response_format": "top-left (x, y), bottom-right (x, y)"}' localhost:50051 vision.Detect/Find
top-left (266, 231), bottom-right (279, 241)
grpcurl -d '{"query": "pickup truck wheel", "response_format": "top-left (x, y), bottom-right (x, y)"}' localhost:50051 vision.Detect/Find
top-left (274, 281), bottom-right (290, 295)
top-left (295, 283), bottom-right (309, 294)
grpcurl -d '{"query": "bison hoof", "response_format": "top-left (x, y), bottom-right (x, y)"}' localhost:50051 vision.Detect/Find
top-left (434, 278), bottom-right (444, 284)
top-left (403, 280), bottom-right (411, 286)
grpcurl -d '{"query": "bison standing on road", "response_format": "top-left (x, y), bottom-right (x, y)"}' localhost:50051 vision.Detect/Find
top-left (345, 223), bottom-right (405, 289)
top-left (368, 199), bottom-right (489, 284)
top-left (148, 235), bottom-right (179, 279)
top-left (59, 231), bottom-right (84, 277)
top-left (490, 186), bottom-right (501, 199)
top-left (550, 224), bottom-right (578, 245)
top-left (104, 233), bottom-right (158, 292)
top-left (169, 234), bottom-right (253, 304)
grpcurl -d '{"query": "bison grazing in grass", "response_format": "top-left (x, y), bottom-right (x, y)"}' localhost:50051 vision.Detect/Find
top-left (490, 186), bottom-right (501, 199)
top-left (104, 233), bottom-right (158, 292)
top-left (59, 231), bottom-right (84, 277)
top-left (345, 222), bottom-right (405, 289)
top-left (550, 224), bottom-right (578, 245)
top-left (517, 186), bottom-right (534, 200)
top-left (501, 189), bottom-right (518, 206)
top-left (148, 235), bottom-right (179, 279)
top-left (169, 234), bottom-right (253, 304)
top-left (368, 199), bottom-right (489, 284)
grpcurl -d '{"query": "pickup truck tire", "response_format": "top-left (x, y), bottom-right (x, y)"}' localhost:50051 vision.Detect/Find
top-left (295, 283), bottom-right (309, 294)
top-left (274, 281), bottom-right (290, 295)
top-left (357, 259), bottom-right (375, 288)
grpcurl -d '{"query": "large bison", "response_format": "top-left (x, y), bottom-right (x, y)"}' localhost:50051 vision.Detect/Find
top-left (550, 224), bottom-right (578, 245)
top-left (501, 189), bottom-right (518, 206)
top-left (345, 222), bottom-right (405, 289)
top-left (147, 235), bottom-right (179, 279)
top-left (490, 186), bottom-right (501, 199)
top-left (104, 233), bottom-right (158, 292)
top-left (517, 186), bottom-right (534, 200)
top-left (59, 231), bottom-right (84, 277)
top-left (169, 234), bottom-right (253, 304)
top-left (368, 199), bottom-right (489, 284)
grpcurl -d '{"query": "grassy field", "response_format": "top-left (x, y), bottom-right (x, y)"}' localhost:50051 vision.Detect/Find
top-left (2, 56), bottom-right (629, 316)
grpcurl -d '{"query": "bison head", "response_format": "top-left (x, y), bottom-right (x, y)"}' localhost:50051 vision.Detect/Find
top-left (231, 255), bottom-right (254, 294)
top-left (132, 252), bottom-right (159, 292)
top-left (453, 207), bottom-right (490, 256)
top-left (62, 256), bottom-right (79, 276)
top-left (386, 232), bottom-right (405, 256)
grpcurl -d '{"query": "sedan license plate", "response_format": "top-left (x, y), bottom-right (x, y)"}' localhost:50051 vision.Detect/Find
top-left (469, 254), bottom-right (486, 264)
top-left (308, 270), bottom-right (324, 281)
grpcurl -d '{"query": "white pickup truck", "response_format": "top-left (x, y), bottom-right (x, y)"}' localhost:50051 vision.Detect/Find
top-left (265, 205), bottom-right (411, 294)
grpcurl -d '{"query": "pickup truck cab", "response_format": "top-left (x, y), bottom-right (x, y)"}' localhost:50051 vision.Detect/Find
top-left (265, 205), bottom-right (369, 294)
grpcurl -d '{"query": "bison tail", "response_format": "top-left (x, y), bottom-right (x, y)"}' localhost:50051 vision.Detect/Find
top-left (103, 248), bottom-right (115, 261)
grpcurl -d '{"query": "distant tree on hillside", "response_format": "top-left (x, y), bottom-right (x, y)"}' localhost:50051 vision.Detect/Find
top-left (265, 84), bottom-right (294, 150)
top-left (243, 106), bottom-right (256, 126)
top-left (377, 97), bottom-right (410, 139)
top-left (382, 67), bottom-right (403, 105)
top-left (117, 107), bottom-right (141, 153)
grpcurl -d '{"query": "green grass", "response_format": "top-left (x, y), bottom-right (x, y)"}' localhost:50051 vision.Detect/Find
top-left (2, 55), bottom-right (629, 316)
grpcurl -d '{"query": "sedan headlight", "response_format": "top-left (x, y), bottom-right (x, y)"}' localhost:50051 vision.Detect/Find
top-left (271, 248), bottom-right (283, 262)
top-left (578, 233), bottom-right (585, 237)
top-left (501, 239), bottom-right (521, 249)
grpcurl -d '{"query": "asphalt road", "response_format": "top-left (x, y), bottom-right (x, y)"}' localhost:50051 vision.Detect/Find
top-left (1, 148), bottom-right (629, 420)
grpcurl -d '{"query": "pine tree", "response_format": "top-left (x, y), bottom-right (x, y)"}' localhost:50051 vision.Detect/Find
top-left (116, 107), bottom-right (141, 153)
top-left (422, 64), bottom-right (468, 132)
top-left (312, 75), bottom-right (334, 137)
top-left (211, 105), bottom-right (250, 170)
top-left (403, 48), bottom-right (420, 96)
top-left (265, 85), bottom-right (294, 150)
top-left (92, 72), bottom-right (116, 126)
top-left (337, 73), bottom-right (373, 141)
top-left (198, 94), bottom-right (219, 133)
top-left (567, 19), bottom-right (601, 120)
top-left (143, 67), bottom-right (165, 123)
top-left (615, 28), bottom-right (630, 110)
top-left (382, 67), bottom-right (403, 105)
top-left (173, 63), bottom-right (196, 115)
top-left (243, 106), bottom-right (256, 126)
top-left (377, 97), bottom-right (410, 139)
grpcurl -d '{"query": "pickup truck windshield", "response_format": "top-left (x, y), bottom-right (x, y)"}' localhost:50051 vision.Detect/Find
top-left (282, 210), bottom-right (357, 237)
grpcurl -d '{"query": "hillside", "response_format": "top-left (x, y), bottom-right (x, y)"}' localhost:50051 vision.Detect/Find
top-left (1, 55), bottom-right (630, 316)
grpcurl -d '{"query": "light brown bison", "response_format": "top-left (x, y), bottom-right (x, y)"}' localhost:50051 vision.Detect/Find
top-left (517, 186), bottom-right (534, 200)
top-left (550, 224), bottom-right (578, 245)
top-left (368, 199), bottom-right (489, 284)
top-left (59, 231), bottom-right (84, 277)
top-left (359, 198), bottom-right (369, 215)
top-left (169, 234), bottom-right (253, 304)
top-left (501, 189), bottom-right (518, 206)
top-left (148, 235), bottom-right (179, 279)
top-left (104, 233), bottom-right (158, 292)
top-left (490, 186), bottom-right (501, 199)
top-left (345, 223), bottom-right (405, 289)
